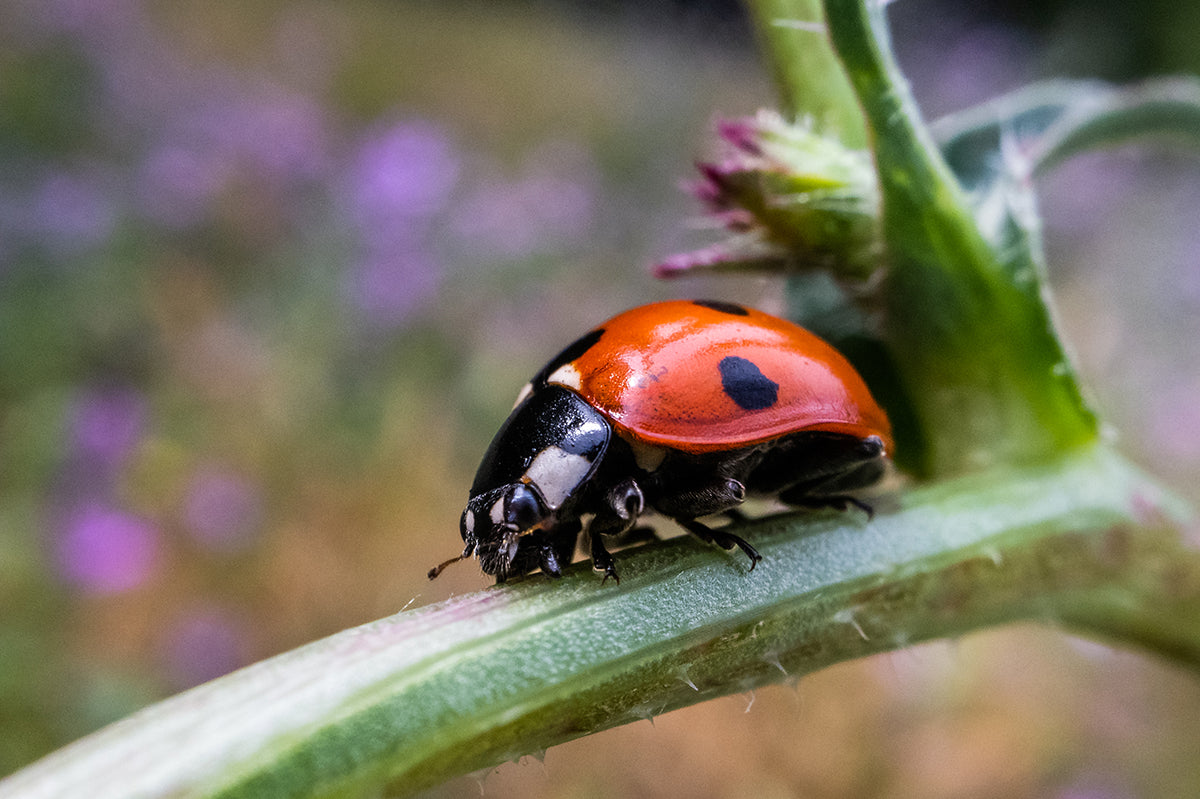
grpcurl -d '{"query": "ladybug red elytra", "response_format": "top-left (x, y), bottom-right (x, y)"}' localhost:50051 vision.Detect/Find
top-left (429, 299), bottom-right (892, 584)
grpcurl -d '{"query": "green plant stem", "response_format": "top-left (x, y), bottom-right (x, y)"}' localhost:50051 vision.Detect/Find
top-left (743, 0), bottom-right (866, 146)
top-left (818, 0), bottom-right (1098, 478)
top-left (2, 447), bottom-right (1194, 799)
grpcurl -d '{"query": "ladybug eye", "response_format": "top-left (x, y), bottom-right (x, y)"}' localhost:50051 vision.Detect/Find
top-left (505, 485), bottom-right (543, 531)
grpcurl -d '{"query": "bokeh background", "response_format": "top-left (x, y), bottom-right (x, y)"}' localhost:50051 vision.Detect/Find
top-left (2, 1), bottom-right (1199, 796)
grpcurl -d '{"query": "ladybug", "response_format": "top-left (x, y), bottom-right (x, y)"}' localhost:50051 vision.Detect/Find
top-left (429, 299), bottom-right (892, 584)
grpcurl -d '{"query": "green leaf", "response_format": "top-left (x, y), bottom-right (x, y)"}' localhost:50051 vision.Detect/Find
top-left (933, 76), bottom-right (1200, 187)
top-left (931, 77), bottom-right (1200, 281)
top-left (1, 448), bottom-right (1194, 799)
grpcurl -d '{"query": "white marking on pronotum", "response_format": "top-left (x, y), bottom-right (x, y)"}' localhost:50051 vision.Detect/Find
top-left (629, 438), bottom-right (667, 472)
top-left (524, 445), bottom-right (593, 509)
top-left (512, 382), bottom-right (534, 409)
top-left (489, 497), bottom-right (505, 526)
top-left (546, 362), bottom-right (582, 392)
top-left (463, 509), bottom-right (475, 535)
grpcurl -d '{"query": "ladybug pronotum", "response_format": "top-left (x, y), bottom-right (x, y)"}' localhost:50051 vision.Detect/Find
top-left (430, 299), bottom-right (892, 584)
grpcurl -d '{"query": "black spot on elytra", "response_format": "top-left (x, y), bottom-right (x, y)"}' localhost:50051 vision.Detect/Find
top-left (533, 327), bottom-right (605, 387)
top-left (718, 356), bottom-right (779, 411)
top-left (693, 299), bottom-right (749, 316)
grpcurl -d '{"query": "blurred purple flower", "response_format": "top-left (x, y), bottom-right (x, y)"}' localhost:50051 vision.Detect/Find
top-left (164, 89), bottom-right (331, 186)
top-left (26, 170), bottom-right (118, 257)
top-left (338, 120), bottom-right (461, 328)
top-left (347, 249), bottom-right (441, 328)
top-left (1040, 153), bottom-right (1140, 240)
top-left (68, 385), bottom-right (147, 468)
top-left (451, 176), bottom-right (538, 259)
top-left (24, 0), bottom-right (139, 43)
top-left (933, 25), bottom-right (1034, 114)
top-left (226, 94), bottom-right (330, 181)
top-left (346, 120), bottom-right (460, 235)
top-left (1149, 380), bottom-right (1200, 462)
top-left (136, 144), bottom-right (227, 230)
top-left (183, 467), bottom-right (264, 553)
top-left (893, 6), bottom-right (1034, 118)
top-left (520, 150), bottom-right (596, 240)
top-left (34, 0), bottom-right (333, 234)
top-left (54, 503), bottom-right (161, 593)
top-left (452, 174), bottom-right (593, 259)
top-left (0, 169), bottom-right (117, 266)
top-left (450, 141), bottom-right (596, 261)
top-left (161, 604), bottom-right (249, 688)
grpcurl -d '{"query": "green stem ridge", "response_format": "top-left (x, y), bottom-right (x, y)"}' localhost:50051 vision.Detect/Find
top-left (2, 449), bottom-right (1194, 799)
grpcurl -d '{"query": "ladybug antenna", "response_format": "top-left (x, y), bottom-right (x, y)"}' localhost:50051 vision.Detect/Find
top-left (427, 544), bottom-right (474, 580)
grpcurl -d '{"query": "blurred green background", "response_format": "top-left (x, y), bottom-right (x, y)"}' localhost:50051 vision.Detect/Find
top-left (1, 1), bottom-right (1199, 797)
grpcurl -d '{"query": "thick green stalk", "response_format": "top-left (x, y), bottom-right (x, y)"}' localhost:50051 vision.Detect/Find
top-left (817, 0), bottom-right (1098, 477)
top-left (743, 0), bottom-right (866, 145)
top-left (2, 448), bottom-right (1195, 799)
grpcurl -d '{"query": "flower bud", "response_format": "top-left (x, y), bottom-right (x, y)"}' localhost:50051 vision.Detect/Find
top-left (656, 110), bottom-right (880, 282)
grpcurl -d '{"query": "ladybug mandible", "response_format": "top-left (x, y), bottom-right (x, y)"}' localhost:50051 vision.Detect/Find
top-left (429, 299), bottom-right (892, 584)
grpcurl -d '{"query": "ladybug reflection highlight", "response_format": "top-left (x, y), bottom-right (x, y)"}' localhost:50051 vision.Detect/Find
top-left (430, 299), bottom-right (892, 584)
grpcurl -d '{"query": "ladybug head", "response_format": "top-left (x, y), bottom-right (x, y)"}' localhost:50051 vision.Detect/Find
top-left (460, 482), bottom-right (550, 578)
top-left (429, 386), bottom-right (610, 583)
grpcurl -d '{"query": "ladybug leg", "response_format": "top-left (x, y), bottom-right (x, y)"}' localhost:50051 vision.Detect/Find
top-left (589, 532), bottom-right (619, 584)
top-left (539, 545), bottom-right (566, 578)
top-left (652, 477), bottom-right (747, 520)
top-left (609, 525), bottom-right (659, 546)
top-left (677, 518), bottom-right (762, 570)
top-left (779, 491), bottom-right (876, 519)
top-left (537, 520), bottom-right (582, 578)
top-left (651, 476), bottom-right (760, 567)
top-left (749, 433), bottom-right (887, 518)
top-left (587, 478), bottom-right (646, 584)
top-left (777, 457), bottom-right (887, 518)
top-left (749, 433), bottom-right (883, 495)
